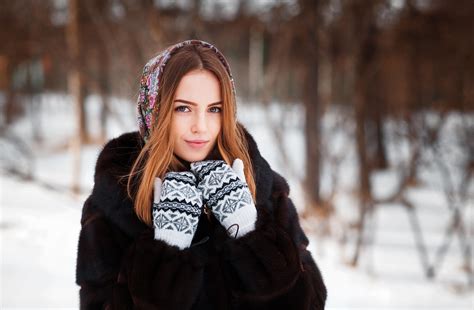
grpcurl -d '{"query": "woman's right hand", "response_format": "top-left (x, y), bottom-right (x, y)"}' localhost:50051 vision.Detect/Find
top-left (152, 171), bottom-right (203, 250)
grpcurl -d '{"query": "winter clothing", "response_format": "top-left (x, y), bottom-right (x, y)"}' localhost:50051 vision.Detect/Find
top-left (153, 171), bottom-right (203, 250)
top-left (137, 39), bottom-right (237, 143)
top-left (75, 123), bottom-right (327, 309)
top-left (190, 159), bottom-right (257, 238)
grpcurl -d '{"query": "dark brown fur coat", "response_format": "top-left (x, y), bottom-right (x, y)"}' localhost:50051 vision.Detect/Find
top-left (75, 123), bottom-right (327, 309)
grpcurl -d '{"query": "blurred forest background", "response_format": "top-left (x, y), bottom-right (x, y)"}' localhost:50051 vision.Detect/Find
top-left (1, 0), bottom-right (473, 307)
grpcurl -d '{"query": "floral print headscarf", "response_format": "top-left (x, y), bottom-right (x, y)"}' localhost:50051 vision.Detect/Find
top-left (136, 39), bottom-right (236, 143)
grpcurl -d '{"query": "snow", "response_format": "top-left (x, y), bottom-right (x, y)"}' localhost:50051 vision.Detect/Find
top-left (1, 176), bottom-right (81, 308)
top-left (1, 94), bottom-right (473, 309)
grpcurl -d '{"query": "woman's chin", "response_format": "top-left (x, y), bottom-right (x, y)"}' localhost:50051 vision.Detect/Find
top-left (175, 152), bottom-right (208, 163)
top-left (174, 142), bottom-right (219, 163)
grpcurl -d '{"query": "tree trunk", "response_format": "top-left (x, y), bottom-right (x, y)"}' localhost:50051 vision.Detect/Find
top-left (350, 20), bottom-right (377, 267)
top-left (373, 104), bottom-right (388, 169)
top-left (304, 63), bottom-right (322, 208)
top-left (249, 23), bottom-right (264, 100)
top-left (67, 0), bottom-right (87, 144)
top-left (98, 44), bottom-right (109, 143)
top-left (67, 0), bottom-right (86, 194)
top-left (1, 56), bottom-right (18, 127)
top-left (300, 0), bottom-right (323, 211)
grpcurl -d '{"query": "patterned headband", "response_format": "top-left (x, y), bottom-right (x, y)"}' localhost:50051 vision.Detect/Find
top-left (136, 39), bottom-right (237, 143)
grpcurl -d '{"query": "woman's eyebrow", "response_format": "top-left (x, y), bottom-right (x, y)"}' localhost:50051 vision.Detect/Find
top-left (174, 99), bottom-right (222, 106)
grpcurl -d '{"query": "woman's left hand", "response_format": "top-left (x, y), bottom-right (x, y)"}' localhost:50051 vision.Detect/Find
top-left (190, 158), bottom-right (257, 238)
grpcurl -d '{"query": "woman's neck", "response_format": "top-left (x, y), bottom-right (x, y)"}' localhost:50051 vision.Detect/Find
top-left (175, 154), bottom-right (191, 170)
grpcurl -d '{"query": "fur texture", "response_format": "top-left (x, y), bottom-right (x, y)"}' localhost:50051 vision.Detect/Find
top-left (75, 122), bottom-right (327, 309)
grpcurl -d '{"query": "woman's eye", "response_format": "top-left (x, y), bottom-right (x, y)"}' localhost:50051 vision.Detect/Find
top-left (209, 106), bottom-right (222, 113)
top-left (175, 106), bottom-right (190, 112)
top-left (174, 105), bottom-right (221, 113)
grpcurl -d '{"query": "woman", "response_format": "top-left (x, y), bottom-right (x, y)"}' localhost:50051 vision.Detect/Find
top-left (75, 39), bottom-right (327, 309)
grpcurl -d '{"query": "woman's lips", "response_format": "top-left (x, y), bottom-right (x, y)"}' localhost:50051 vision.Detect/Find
top-left (185, 140), bottom-right (209, 149)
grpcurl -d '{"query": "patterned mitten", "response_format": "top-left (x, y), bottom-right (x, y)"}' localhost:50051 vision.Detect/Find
top-left (153, 171), bottom-right (203, 250)
top-left (190, 159), bottom-right (257, 238)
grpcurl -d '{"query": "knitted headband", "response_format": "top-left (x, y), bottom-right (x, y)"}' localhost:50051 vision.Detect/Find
top-left (136, 39), bottom-right (237, 143)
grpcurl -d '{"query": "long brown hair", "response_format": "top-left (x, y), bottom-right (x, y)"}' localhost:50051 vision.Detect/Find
top-left (126, 44), bottom-right (256, 227)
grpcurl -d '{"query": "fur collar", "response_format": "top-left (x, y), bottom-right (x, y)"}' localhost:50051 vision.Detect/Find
top-left (88, 122), bottom-right (290, 238)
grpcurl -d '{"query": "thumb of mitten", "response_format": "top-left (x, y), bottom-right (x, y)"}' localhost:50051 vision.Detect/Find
top-left (153, 177), bottom-right (162, 204)
top-left (232, 158), bottom-right (246, 183)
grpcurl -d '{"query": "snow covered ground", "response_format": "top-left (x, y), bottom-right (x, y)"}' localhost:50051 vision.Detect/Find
top-left (1, 94), bottom-right (473, 309)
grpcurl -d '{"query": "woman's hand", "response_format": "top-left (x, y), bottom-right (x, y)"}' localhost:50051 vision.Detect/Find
top-left (153, 171), bottom-right (203, 249)
top-left (190, 159), bottom-right (257, 238)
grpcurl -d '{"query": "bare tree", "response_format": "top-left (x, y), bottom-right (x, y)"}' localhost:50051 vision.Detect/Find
top-left (67, 0), bottom-right (87, 194)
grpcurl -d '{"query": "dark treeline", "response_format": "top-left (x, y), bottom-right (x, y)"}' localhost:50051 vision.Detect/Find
top-left (3, 1), bottom-right (472, 123)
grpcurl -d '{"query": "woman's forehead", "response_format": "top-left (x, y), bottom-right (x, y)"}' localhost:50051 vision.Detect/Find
top-left (174, 70), bottom-right (222, 104)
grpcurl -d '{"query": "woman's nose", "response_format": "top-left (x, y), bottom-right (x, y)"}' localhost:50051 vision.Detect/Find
top-left (191, 112), bottom-right (207, 133)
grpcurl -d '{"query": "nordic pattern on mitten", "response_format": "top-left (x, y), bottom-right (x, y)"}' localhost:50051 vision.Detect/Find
top-left (191, 160), bottom-right (257, 238)
top-left (153, 171), bottom-right (203, 249)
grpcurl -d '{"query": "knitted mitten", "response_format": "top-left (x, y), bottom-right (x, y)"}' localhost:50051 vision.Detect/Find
top-left (190, 159), bottom-right (257, 238)
top-left (153, 171), bottom-right (203, 250)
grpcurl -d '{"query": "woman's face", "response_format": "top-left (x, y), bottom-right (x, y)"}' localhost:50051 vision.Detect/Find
top-left (171, 69), bottom-right (222, 162)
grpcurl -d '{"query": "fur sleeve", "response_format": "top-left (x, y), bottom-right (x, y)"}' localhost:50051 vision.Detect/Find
top-left (218, 172), bottom-right (327, 309)
top-left (115, 228), bottom-right (208, 310)
top-left (75, 198), bottom-right (133, 309)
top-left (75, 198), bottom-right (208, 310)
top-left (283, 197), bottom-right (328, 309)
